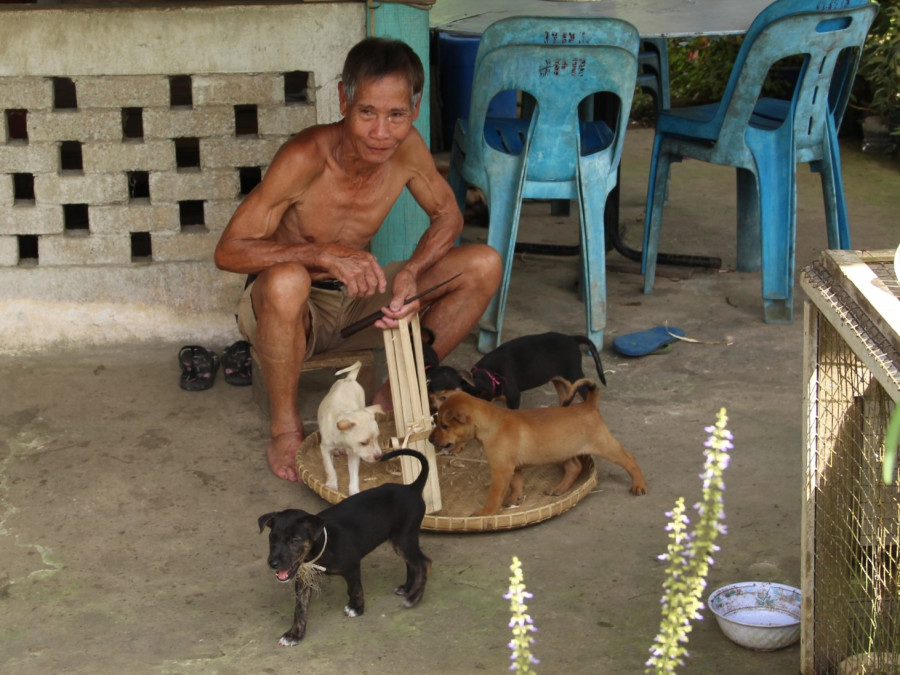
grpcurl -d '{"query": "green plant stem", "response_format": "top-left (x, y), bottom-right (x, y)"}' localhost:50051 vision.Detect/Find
top-left (646, 408), bottom-right (732, 674)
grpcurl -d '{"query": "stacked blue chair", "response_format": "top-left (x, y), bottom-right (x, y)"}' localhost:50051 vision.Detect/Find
top-left (447, 17), bottom-right (640, 352)
top-left (638, 37), bottom-right (671, 112)
top-left (641, 0), bottom-right (878, 323)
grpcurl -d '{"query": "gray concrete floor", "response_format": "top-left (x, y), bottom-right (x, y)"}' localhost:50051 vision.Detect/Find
top-left (1, 127), bottom-right (897, 674)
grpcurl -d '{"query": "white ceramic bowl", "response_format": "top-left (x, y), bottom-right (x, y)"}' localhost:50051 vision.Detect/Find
top-left (893, 243), bottom-right (900, 284)
top-left (707, 581), bottom-right (802, 651)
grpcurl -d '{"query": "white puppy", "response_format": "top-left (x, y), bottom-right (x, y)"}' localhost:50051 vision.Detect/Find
top-left (317, 361), bottom-right (383, 495)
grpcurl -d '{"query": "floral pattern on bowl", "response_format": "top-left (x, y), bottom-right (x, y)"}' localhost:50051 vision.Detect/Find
top-left (707, 581), bottom-right (801, 651)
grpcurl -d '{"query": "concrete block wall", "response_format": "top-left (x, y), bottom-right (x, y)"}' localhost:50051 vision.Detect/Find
top-left (0, 2), bottom-right (366, 354)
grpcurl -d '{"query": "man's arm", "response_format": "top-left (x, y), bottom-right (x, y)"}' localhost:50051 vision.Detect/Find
top-left (214, 136), bottom-right (372, 267)
top-left (382, 131), bottom-right (465, 311)
top-left (214, 137), bottom-right (317, 275)
top-left (214, 132), bottom-right (387, 296)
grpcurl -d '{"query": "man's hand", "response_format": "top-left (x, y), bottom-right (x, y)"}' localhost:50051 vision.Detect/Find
top-left (319, 246), bottom-right (386, 298)
top-left (375, 268), bottom-right (419, 329)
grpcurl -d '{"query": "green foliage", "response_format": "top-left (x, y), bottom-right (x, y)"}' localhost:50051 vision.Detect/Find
top-left (859, 0), bottom-right (900, 122)
top-left (665, 35), bottom-right (803, 106)
top-left (667, 36), bottom-right (743, 106)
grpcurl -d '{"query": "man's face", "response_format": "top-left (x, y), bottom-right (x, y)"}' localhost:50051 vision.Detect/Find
top-left (339, 73), bottom-right (420, 164)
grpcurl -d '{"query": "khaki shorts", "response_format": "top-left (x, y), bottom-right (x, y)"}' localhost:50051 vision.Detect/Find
top-left (237, 261), bottom-right (404, 358)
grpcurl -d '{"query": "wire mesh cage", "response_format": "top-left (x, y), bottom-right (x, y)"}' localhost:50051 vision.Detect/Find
top-left (801, 251), bottom-right (900, 675)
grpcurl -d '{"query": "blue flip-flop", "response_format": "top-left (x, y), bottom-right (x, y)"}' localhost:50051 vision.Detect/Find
top-left (613, 326), bottom-right (686, 357)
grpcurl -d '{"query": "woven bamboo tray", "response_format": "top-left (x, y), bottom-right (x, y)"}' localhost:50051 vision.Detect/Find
top-left (296, 413), bottom-right (598, 532)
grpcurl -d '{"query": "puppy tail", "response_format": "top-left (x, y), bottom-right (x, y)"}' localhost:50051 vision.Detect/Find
top-left (335, 360), bottom-right (362, 381)
top-left (574, 335), bottom-right (606, 387)
top-left (552, 376), bottom-right (599, 406)
top-left (380, 449), bottom-right (429, 493)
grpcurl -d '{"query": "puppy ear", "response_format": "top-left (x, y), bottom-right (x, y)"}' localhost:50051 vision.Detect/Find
top-left (258, 512), bottom-right (276, 533)
top-left (448, 407), bottom-right (470, 425)
top-left (303, 514), bottom-right (327, 542)
top-left (336, 419), bottom-right (356, 432)
top-left (365, 404), bottom-right (383, 414)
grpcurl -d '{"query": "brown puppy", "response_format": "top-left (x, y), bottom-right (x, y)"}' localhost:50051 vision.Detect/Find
top-left (429, 378), bottom-right (646, 516)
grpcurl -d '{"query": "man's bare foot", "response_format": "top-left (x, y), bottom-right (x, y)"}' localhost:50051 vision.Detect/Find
top-left (373, 381), bottom-right (393, 412)
top-left (267, 431), bottom-right (304, 482)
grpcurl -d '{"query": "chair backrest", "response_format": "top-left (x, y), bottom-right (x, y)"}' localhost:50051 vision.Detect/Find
top-left (463, 18), bottom-right (639, 184)
top-left (474, 15), bottom-right (643, 71)
top-left (714, 0), bottom-right (878, 149)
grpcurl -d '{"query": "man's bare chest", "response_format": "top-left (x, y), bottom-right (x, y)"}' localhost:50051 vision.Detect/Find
top-left (305, 169), bottom-right (405, 221)
top-left (280, 168), bottom-right (407, 244)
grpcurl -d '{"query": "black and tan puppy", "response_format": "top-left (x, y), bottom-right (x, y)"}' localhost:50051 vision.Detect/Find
top-left (417, 326), bottom-right (461, 406)
top-left (258, 449), bottom-right (431, 646)
top-left (466, 332), bottom-right (607, 409)
top-left (426, 365), bottom-right (466, 410)
top-left (430, 378), bottom-right (645, 516)
top-left (420, 326), bottom-right (468, 411)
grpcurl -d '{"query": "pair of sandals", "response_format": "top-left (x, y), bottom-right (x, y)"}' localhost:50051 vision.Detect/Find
top-left (178, 341), bottom-right (252, 391)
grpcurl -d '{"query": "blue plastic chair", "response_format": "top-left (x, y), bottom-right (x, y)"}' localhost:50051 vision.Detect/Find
top-left (447, 17), bottom-right (640, 352)
top-left (641, 0), bottom-right (878, 323)
top-left (638, 37), bottom-right (671, 112)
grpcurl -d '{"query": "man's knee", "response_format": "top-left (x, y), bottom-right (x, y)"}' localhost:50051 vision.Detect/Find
top-left (254, 263), bottom-right (312, 314)
top-left (466, 244), bottom-right (502, 288)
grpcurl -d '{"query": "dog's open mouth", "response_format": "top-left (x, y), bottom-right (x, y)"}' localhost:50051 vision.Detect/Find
top-left (275, 562), bottom-right (300, 582)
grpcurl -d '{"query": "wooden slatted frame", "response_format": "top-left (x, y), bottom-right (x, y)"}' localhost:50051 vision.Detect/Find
top-left (382, 314), bottom-right (442, 513)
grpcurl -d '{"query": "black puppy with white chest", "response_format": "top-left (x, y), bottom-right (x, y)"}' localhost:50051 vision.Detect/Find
top-left (258, 449), bottom-right (431, 646)
top-left (467, 332), bottom-right (607, 409)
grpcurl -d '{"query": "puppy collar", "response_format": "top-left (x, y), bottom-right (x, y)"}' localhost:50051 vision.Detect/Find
top-left (304, 527), bottom-right (327, 572)
top-left (471, 367), bottom-right (504, 396)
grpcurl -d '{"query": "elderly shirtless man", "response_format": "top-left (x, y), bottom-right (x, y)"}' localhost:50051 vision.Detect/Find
top-left (214, 37), bottom-right (501, 481)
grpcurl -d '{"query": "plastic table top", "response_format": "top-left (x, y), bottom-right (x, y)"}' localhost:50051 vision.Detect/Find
top-left (431, 0), bottom-right (776, 38)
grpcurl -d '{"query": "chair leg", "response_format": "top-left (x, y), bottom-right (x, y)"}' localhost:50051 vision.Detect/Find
top-left (477, 327), bottom-right (498, 355)
top-left (819, 116), bottom-right (851, 249)
top-left (577, 180), bottom-right (610, 347)
top-left (751, 136), bottom-right (797, 324)
top-left (476, 182), bottom-right (526, 354)
top-left (447, 144), bottom-right (470, 214)
top-left (645, 37), bottom-right (670, 111)
top-left (641, 138), bottom-right (674, 293)
top-left (735, 168), bottom-right (762, 273)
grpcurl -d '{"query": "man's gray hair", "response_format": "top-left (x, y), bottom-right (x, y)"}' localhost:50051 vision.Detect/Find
top-left (342, 37), bottom-right (424, 109)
